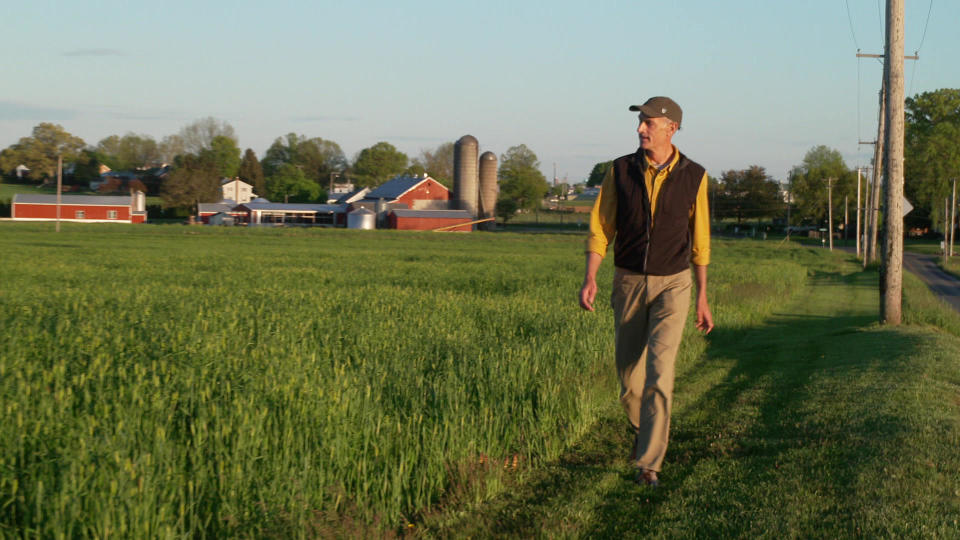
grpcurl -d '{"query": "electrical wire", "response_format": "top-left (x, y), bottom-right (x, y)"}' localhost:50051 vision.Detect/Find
top-left (845, 0), bottom-right (860, 50)
top-left (916, 0), bottom-right (934, 53)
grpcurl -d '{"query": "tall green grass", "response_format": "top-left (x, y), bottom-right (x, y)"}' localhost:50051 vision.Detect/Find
top-left (0, 225), bottom-right (816, 536)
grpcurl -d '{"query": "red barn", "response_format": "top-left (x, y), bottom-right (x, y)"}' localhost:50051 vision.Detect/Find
top-left (388, 209), bottom-right (474, 231)
top-left (360, 175), bottom-right (450, 209)
top-left (12, 193), bottom-right (147, 223)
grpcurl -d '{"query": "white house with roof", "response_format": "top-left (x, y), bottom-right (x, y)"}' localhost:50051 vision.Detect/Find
top-left (221, 178), bottom-right (257, 204)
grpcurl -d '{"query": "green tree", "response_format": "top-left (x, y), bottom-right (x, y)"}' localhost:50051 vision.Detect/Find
top-left (178, 117), bottom-right (236, 155)
top-left (904, 88), bottom-right (960, 230)
top-left (266, 163), bottom-right (323, 203)
top-left (238, 149), bottom-right (265, 196)
top-left (158, 134), bottom-right (185, 164)
top-left (0, 123), bottom-right (87, 182)
top-left (411, 142), bottom-right (454, 187)
top-left (199, 136), bottom-right (241, 179)
top-left (351, 142), bottom-right (408, 188)
top-left (262, 134), bottom-right (347, 188)
top-left (714, 166), bottom-right (782, 224)
top-left (586, 160), bottom-right (613, 187)
top-left (788, 146), bottom-right (855, 223)
top-left (495, 198), bottom-right (520, 223)
top-left (71, 150), bottom-right (106, 185)
top-left (96, 133), bottom-right (161, 171)
top-left (497, 144), bottom-right (549, 212)
top-left (161, 154), bottom-right (222, 209)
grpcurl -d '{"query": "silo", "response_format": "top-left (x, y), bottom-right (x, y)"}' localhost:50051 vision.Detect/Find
top-left (454, 135), bottom-right (479, 218)
top-left (347, 207), bottom-right (376, 230)
top-left (478, 151), bottom-right (498, 231)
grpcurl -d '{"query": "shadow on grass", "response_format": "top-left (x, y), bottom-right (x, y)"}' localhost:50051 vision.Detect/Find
top-left (433, 269), bottom-right (938, 537)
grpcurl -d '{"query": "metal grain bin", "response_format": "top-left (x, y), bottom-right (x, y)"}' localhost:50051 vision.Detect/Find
top-left (478, 151), bottom-right (498, 231)
top-left (347, 207), bottom-right (376, 230)
top-left (454, 135), bottom-right (479, 219)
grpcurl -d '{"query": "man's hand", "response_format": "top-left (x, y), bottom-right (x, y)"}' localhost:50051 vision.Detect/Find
top-left (579, 278), bottom-right (597, 311)
top-left (695, 294), bottom-right (713, 334)
top-left (579, 251), bottom-right (603, 312)
top-left (693, 264), bottom-right (714, 334)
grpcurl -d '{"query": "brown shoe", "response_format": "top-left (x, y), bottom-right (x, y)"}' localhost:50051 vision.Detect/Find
top-left (635, 468), bottom-right (659, 487)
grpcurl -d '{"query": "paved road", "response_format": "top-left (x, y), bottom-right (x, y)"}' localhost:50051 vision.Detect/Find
top-left (903, 252), bottom-right (960, 313)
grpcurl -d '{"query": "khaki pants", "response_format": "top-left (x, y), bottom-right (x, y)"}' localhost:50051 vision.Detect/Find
top-left (611, 267), bottom-right (692, 472)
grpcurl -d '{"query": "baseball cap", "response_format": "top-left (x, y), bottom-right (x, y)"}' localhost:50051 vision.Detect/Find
top-left (629, 96), bottom-right (682, 127)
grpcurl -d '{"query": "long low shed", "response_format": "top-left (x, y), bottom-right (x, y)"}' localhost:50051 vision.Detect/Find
top-left (12, 193), bottom-right (147, 223)
top-left (388, 209), bottom-right (474, 231)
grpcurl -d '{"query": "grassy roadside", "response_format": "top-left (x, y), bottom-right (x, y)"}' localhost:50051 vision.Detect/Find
top-left (423, 249), bottom-right (960, 537)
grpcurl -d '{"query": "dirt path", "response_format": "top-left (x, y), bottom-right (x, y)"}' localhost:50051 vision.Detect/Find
top-left (903, 251), bottom-right (960, 313)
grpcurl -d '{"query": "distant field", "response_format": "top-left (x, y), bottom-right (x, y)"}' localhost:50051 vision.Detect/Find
top-left (0, 224), bottom-right (813, 536)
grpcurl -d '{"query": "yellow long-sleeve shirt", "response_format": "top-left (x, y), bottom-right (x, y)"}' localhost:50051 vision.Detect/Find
top-left (585, 146), bottom-right (711, 267)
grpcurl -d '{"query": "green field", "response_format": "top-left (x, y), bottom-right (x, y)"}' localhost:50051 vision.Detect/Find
top-left (1, 224), bottom-right (958, 537)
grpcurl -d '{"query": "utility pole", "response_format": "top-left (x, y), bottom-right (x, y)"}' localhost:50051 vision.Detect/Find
top-left (856, 51), bottom-right (915, 266)
top-left (827, 177), bottom-right (834, 251)
top-left (856, 168), bottom-right (863, 258)
top-left (844, 195), bottom-right (849, 244)
top-left (56, 155), bottom-right (63, 233)
top-left (951, 178), bottom-right (957, 257)
top-left (880, 0), bottom-right (905, 325)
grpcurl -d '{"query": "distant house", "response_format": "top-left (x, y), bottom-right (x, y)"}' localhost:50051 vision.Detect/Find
top-left (15, 164), bottom-right (30, 179)
top-left (12, 192), bottom-right (147, 223)
top-left (221, 178), bottom-right (257, 204)
top-left (329, 187), bottom-right (370, 204)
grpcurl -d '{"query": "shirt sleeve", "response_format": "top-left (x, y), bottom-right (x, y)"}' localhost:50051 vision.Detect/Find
top-left (585, 166), bottom-right (617, 256)
top-left (689, 171), bottom-right (711, 266)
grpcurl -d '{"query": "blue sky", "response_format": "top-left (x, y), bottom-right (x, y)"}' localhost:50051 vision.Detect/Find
top-left (2, 1), bottom-right (957, 183)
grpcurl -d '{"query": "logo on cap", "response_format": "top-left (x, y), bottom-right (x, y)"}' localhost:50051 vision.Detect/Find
top-left (661, 108), bottom-right (667, 114)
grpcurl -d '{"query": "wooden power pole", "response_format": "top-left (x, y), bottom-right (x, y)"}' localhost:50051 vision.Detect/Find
top-left (827, 177), bottom-right (834, 251)
top-left (880, 0), bottom-right (905, 325)
top-left (56, 155), bottom-right (63, 233)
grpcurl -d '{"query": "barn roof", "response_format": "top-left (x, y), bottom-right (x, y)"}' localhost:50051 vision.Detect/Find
top-left (13, 194), bottom-right (134, 206)
top-left (198, 203), bottom-right (237, 214)
top-left (365, 175), bottom-right (444, 201)
top-left (391, 209), bottom-right (472, 219)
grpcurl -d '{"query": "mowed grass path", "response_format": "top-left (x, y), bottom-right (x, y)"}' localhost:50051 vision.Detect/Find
top-left (429, 255), bottom-right (960, 537)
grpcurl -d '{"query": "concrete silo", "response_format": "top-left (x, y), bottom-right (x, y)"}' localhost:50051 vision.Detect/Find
top-left (478, 151), bottom-right (498, 231)
top-left (453, 135), bottom-right (479, 218)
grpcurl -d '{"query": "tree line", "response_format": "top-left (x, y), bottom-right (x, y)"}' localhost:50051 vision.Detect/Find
top-left (581, 88), bottom-right (960, 234)
top-left (0, 118), bottom-right (552, 216)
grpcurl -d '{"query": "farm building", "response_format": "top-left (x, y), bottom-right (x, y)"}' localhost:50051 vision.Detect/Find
top-left (388, 209), bottom-right (474, 231)
top-left (237, 201), bottom-right (348, 226)
top-left (12, 192), bottom-right (147, 223)
top-left (198, 201), bottom-right (247, 224)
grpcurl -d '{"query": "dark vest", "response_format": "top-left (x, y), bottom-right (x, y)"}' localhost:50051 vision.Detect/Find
top-left (612, 150), bottom-right (705, 275)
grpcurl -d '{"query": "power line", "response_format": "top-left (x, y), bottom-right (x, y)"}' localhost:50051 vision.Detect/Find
top-left (845, 0), bottom-right (860, 49)
top-left (916, 0), bottom-right (934, 52)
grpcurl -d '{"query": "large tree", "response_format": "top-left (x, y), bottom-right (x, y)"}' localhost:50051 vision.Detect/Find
top-left (498, 144), bottom-right (549, 212)
top-left (238, 148), bottom-right (265, 196)
top-left (161, 153), bottom-right (222, 209)
top-left (586, 160), bottom-right (613, 187)
top-left (262, 133), bottom-right (347, 188)
top-left (411, 142), bottom-right (454, 187)
top-left (96, 133), bottom-right (161, 171)
top-left (199, 135), bottom-right (241, 179)
top-left (0, 123), bottom-right (87, 181)
top-left (351, 142), bottom-right (408, 188)
top-left (787, 146), bottom-right (855, 223)
top-left (265, 163), bottom-right (323, 203)
top-left (714, 166), bottom-right (782, 224)
top-left (178, 117), bottom-right (236, 155)
top-left (904, 88), bottom-right (960, 230)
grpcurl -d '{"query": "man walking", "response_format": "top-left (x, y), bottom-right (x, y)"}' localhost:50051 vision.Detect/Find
top-left (579, 96), bottom-right (713, 487)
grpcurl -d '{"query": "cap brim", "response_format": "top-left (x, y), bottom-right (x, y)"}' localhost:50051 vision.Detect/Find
top-left (628, 104), bottom-right (662, 117)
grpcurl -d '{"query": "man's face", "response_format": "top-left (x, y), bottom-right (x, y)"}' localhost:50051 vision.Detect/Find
top-left (637, 115), bottom-right (677, 151)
